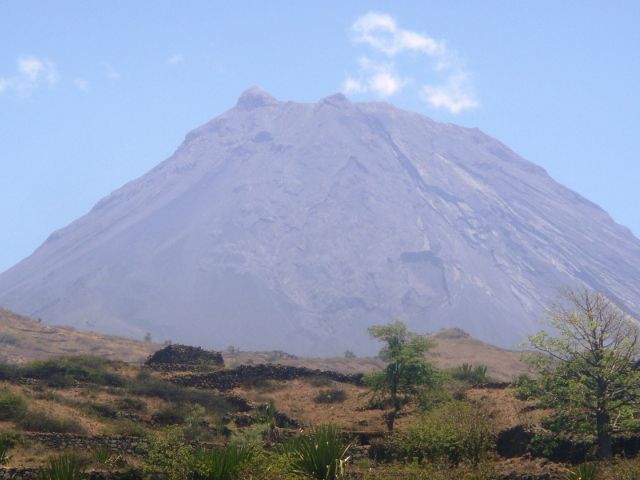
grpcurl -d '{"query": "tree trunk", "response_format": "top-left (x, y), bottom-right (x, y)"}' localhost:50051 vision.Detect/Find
top-left (385, 409), bottom-right (396, 431)
top-left (596, 410), bottom-right (612, 459)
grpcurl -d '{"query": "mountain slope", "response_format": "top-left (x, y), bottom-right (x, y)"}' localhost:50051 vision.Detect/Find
top-left (1, 88), bottom-right (639, 354)
top-left (0, 307), bottom-right (157, 364)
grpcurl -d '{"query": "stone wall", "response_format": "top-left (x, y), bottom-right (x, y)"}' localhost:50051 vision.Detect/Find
top-left (0, 469), bottom-right (143, 480)
top-left (172, 364), bottom-right (364, 391)
top-left (145, 344), bottom-right (224, 369)
top-left (23, 432), bottom-right (143, 455)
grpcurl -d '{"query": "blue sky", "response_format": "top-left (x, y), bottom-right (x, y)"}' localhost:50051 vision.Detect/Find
top-left (1, 1), bottom-right (639, 273)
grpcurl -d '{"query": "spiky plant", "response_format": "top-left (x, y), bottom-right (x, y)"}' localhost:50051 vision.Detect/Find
top-left (565, 463), bottom-right (597, 480)
top-left (0, 438), bottom-right (10, 465)
top-left (284, 425), bottom-right (351, 480)
top-left (39, 453), bottom-right (87, 480)
top-left (93, 447), bottom-right (112, 464)
top-left (189, 444), bottom-right (254, 480)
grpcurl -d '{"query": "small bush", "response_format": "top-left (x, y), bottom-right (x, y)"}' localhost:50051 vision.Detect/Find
top-left (0, 388), bottom-right (28, 421)
top-left (313, 389), bottom-right (347, 404)
top-left (0, 334), bottom-right (20, 346)
top-left (153, 404), bottom-right (187, 425)
top-left (116, 397), bottom-right (147, 413)
top-left (18, 409), bottom-right (85, 434)
top-left (308, 376), bottom-right (333, 388)
top-left (283, 424), bottom-right (350, 480)
top-left (39, 453), bottom-right (87, 480)
top-left (88, 402), bottom-right (118, 419)
top-left (513, 374), bottom-right (542, 400)
top-left (102, 419), bottom-right (148, 438)
top-left (128, 373), bottom-right (230, 414)
top-left (22, 356), bottom-right (125, 388)
top-left (398, 401), bottom-right (494, 466)
top-left (142, 428), bottom-right (195, 480)
top-left (0, 363), bottom-right (19, 381)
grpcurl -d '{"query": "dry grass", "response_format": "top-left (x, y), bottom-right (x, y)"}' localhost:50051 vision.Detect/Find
top-left (465, 386), bottom-right (551, 432)
top-left (1, 307), bottom-right (530, 382)
top-left (0, 308), bottom-right (157, 364)
top-left (232, 377), bottom-right (419, 432)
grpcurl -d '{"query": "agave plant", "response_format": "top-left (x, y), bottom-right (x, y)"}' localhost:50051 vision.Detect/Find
top-left (189, 444), bottom-right (254, 480)
top-left (93, 447), bottom-right (112, 464)
top-left (39, 453), bottom-right (87, 480)
top-left (452, 363), bottom-right (489, 385)
top-left (284, 424), bottom-right (351, 480)
top-left (565, 462), bottom-right (597, 480)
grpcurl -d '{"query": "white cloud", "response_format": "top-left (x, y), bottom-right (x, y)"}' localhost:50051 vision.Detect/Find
top-left (104, 63), bottom-right (120, 80)
top-left (17, 56), bottom-right (57, 84)
top-left (73, 78), bottom-right (89, 91)
top-left (0, 56), bottom-right (58, 97)
top-left (342, 57), bottom-right (406, 97)
top-left (168, 53), bottom-right (184, 65)
top-left (420, 74), bottom-right (479, 115)
top-left (352, 12), bottom-right (444, 57)
top-left (345, 12), bottom-right (478, 115)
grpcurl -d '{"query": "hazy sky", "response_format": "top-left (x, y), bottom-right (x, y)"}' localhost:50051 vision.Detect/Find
top-left (1, 1), bottom-right (639, 273)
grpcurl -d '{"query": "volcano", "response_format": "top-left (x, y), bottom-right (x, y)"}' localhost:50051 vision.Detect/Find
top-left (1, 88), bottom-right (639, 354)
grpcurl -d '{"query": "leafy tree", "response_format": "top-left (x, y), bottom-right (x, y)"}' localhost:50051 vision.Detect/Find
top-left (365, 321), bottom-right (437, 431)
top-left (528, 289), bottom-right (640, 459)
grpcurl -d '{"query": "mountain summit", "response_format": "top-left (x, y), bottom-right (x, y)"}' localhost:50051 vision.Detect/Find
top-left (2, 88), bottom-right (639, 354)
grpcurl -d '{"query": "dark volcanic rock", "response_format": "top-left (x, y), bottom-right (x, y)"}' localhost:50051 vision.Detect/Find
top-left (145, 344), bottom-right (224, 367)
top-left (1, 88), bottom-right (640, 354)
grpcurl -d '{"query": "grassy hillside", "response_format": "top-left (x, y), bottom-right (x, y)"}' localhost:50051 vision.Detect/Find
top-left (224, 328), bottom-right (530, 381)
top-left (1, 307), bottom-right (529, 380)
top-left (0, 308), bottom-right (157, 364)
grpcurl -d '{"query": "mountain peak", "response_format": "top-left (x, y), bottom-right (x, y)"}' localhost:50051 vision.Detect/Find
top-left (319, 93), bottom-right (350, 108)
top-left (2, 91), bottom-right (640, 355)
top-left (235, 86), bottom-right (278, 110)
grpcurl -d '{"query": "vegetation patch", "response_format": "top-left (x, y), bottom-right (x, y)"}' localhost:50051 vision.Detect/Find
top-left (313, 389), bottom-right (347, 404)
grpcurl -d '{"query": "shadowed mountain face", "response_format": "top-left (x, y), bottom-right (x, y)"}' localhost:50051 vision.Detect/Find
top-left (2, 88), bottom-right (640, 355)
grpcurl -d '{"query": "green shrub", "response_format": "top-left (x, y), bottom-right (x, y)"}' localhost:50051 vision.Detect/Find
top-left (18, 409), bottom-right (85, 434)
top-left (152, 404), bottom-right (187, 425)
top-left (102, 419), bottom-right (149, 438)
top-left (313, 389), bottom-right (347, 404)
top-left (39, 453), bottom-right (87, 480)
top-left (190, 444), bottom-right (254, 480)
top-left (283, 424), bottom-right (350, 480)
top-left (128, 373), bottom-right (230, 413)
top-left (308, 376), bottom-right (333, 388)
top-left (512, 373), bottom-right (542, 400)
top-left (116, 396), bottom-right (147, 412)
top-left (0, 363), bottom-right (19, 381)
top-left (142, 428), bottom-right (195, 480)
top-left (0, 388), bottom-right (27, 421)
top-left (398, 401), bottom-right (494, 466)
top-left (88, 402), bottom-right (118, 419)
top-left (22, 356), bottom-right (125, 388)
